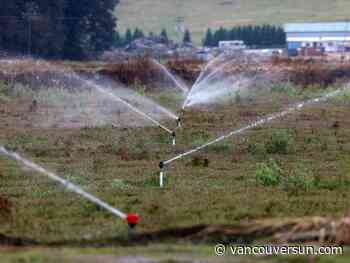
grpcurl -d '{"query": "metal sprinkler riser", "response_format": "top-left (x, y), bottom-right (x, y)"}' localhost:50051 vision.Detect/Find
top-left (172, 131), bottom-right (176, 146)
top-left (177, 117), bottom-right (182, 128)
top-left (159, 161), bottom-right (165, 187)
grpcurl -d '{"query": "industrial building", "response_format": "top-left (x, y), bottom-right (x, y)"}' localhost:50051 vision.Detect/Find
top-left (218, 40), bottom-right (246, 51)
top-left (284, 22), bottom-right (350, 56)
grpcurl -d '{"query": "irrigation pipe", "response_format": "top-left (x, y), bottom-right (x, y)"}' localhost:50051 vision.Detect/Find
top-left (0, 146), bottom-right (140, 228)
top-left (159, 88), bottom-right (347, 186)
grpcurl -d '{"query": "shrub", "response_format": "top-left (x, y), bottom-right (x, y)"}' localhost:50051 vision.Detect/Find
top-left (191, 156), bottom-right (210, 167)
top-left (282, 164), bottom-right (315, 194)
top-left (192, 131), bottom-right (212, 147)
top-left (270, 82), bottom-right (298, 97)
top-left (255, 159), bottom-right (282, 186)
top-left (0, 81), bottom-right (10, 97)
top-left (111, 179), bottom-right (129, 190)
top-left (247, 141), bottom-right (265, 156)
top-left (265, 129), bottom-right (294, 154)
top-left (210, 141), bottom-right (234, 154)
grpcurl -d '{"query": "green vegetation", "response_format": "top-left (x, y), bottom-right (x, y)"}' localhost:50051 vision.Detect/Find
top-left (255, 159), bottom-right (282, 187)
top-left (265, 129), bottom-right (295, 155)
top-left (1, 0), bottom-right (118, 59)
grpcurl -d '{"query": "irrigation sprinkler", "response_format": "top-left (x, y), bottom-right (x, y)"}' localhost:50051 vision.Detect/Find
top-left (157, 87), bottom-right (347, 187)
top-left (176, 117), bottom-right (182, 128)
top-left (0, 146), bottom-right (140, 230)
top-left (172, 131), bottom-right (177, 146)
top-left (159, 161), bottom-right (165, 187)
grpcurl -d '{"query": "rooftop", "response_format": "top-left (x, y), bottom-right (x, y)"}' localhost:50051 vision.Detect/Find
top-left (284, 22), bottom-right (350, 33)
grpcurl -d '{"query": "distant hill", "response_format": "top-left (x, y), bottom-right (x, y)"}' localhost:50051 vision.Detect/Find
top-left (115, 0), bottom-right (350, 44)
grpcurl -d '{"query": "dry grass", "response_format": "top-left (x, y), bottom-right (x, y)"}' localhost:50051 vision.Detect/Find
top-left (1, 80), bottom-right (350, 245)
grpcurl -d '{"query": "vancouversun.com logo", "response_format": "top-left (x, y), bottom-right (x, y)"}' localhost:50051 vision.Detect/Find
top-left (214, 244), bottom-right (343, 256)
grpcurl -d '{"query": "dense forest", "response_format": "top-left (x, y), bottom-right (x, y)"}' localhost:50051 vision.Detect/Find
top-left (0, 0), bottom-right (119, 60)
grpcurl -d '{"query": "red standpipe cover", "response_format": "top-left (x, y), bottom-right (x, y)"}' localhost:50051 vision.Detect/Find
top-left (127, 213), bottom-right (140, 225)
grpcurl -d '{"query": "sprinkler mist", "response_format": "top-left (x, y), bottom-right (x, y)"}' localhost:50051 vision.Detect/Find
top-left (0, 146), bottom-right (140, 230)
top-left (75, 77), bottom-right (179, 146)
top-left (95, 86), bottom-right (177, 145)
top-left (151, 59), bottom-right (189, 95)
top-left (158, 87), bottom-right (348, 187)
top-left (182, 54), bottom-right (229, 109)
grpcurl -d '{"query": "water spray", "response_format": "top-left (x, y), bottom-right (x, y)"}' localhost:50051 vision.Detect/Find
top-left (0, 146), bottom-right (140, 230)
top-left (93, 85), bottom-right (177, 145)
top-left (183, 54), bottom-right (229, 109)
top-left (159, 87), bottom-right (347, 186)
top-left (151, 59), bottom-right (189, 94)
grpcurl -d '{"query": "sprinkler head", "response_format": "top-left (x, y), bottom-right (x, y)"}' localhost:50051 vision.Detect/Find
top-left (171, 131), bottom-right (176, 146)
top-left (176, 117), bottom-right (182, 128)
top-left (126, 213), bottom-right (140, 229)
top-left (159, 161), bottom-right (165, 170)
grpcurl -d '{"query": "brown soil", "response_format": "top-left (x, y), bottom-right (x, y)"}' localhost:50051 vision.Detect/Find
top-left (0, 196), bottom-right (11, 217)
top-left (0, 234), bottom-right (36, 247)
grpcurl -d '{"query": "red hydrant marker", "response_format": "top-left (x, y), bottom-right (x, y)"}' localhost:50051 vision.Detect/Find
top-left (127, 213), bottom-right (140, 228)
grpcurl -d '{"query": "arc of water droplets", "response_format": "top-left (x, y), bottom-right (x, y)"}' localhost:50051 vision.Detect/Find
top-left (164, 88), bottom-right (346, 166)
top-left (182, 54), bottom-right (232, 109)
top-left (151, 59), bottom-right (189, 94)
top-left (94, 85), bottom-right (173, 134)
top-left (0, 146), bottom-right (127, 220)
top-left (2, 59), bottom-right (177, 133)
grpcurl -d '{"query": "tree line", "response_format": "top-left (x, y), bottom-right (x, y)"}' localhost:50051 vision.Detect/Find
top-left (113, 28), bottom-right (192, 48)
top-left (203, 25), bottom-right (286, 48)
top-left (0, 0), bottom-right (118, 60)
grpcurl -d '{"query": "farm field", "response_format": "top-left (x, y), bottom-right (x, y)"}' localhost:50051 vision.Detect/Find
top-left (1, 58), bottom-right (350, 261)
top-left (115, 0), bottom-right (350, 43)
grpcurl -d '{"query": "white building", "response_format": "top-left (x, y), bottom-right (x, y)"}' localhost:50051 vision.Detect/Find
top-left (284, 22), bottom-right (350, 55)
top-left (219, 40), bottom-right (246, 51)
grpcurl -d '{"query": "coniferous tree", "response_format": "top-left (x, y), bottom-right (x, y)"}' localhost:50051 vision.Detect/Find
top-left (207, 25), bottom-right (286, 48)
top-left (183, 29), bottom-right (192, 44)
top-left (124, 28), bottom-right (133, 45)
top-left (63, 0), bottom-right (119, 59)
top-left (148, 31), bottom-right (155, 39)
top-left (133, 28), bottom-right (144, 40)
top-left (160, 29), bottom-right (169, 43)
top-left (203, 28), bottom-right (213, 47)
top-left (113, 31), bottom-right (123, 47)
top-left (0, 0), bottom-right (120, 59)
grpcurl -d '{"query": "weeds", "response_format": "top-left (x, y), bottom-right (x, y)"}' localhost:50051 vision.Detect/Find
top-left (282, 164), bottom-right (315, 194)
top-left (191, 131), bottom-right (212, 147)
top-left (255, 159), bottom-right (282, 187)
top-left (210, 141), bottom-right (234, 154)
top-left (0, 80), bottom-right (10, 98)
top-left (111, 179), bottom-right (129, 190)
top-left (270, 82), bottom-right (299, 97)
top-left (247, 141), bottom-right (265, 156)
top-left (191, 156), bottom-right (210, 167)
top-left (265, 129), bottom-right (294, 154)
